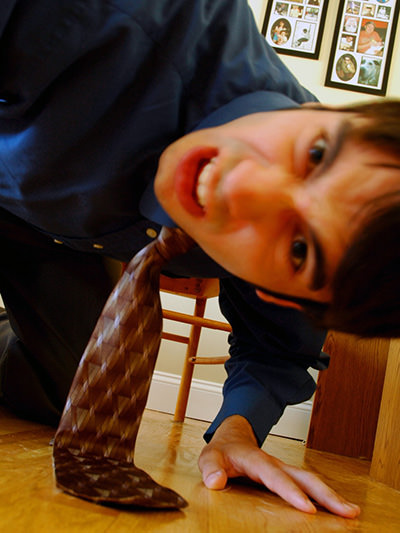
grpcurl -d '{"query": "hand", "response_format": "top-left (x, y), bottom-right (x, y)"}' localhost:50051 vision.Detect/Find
top-left (198, 415), bottom-right (360, 518)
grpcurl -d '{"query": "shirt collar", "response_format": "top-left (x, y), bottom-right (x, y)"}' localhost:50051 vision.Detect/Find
top-left (139, 180), bottom-right (176, 227)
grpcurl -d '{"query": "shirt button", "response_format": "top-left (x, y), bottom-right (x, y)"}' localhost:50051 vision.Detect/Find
top-left (53, 239), bottom-right (64, 244)
top-left (146, 228), bottom-right (158, 239)
top-left (93, 243), bottom-right (104, 249)
top-left (0, 94), bottom-right (18, 104)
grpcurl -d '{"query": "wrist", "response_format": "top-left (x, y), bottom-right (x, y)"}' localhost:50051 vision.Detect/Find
top-left (213, 415), bottom-right (258, 445)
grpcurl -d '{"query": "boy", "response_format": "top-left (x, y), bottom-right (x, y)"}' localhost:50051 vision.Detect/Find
top-left (1, 0), bottom-right (399, 517)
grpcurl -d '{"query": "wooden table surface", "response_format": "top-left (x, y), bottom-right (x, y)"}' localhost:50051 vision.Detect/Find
top-left (1, 406), bottom-right (400, 532)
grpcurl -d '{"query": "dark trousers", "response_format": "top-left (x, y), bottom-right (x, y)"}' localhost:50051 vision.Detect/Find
top-left (0, 208), bottom-right (115, 426)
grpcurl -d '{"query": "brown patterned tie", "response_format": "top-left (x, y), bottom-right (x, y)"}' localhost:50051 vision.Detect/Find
top-left (53, 227), bottom-right (195, 509)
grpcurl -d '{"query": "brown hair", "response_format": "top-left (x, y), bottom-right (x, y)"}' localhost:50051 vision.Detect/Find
top-left (304, 100), bottom-right (400, 337)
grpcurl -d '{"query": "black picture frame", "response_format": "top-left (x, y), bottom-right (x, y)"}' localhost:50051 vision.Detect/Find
top-left (325, 0), bottom-right (400, 96)
top-left (261, 0), bottom-right (329, 59)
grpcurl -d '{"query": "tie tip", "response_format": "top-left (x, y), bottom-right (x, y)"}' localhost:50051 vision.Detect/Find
top-left (53, 448), bottom-right (188, 510)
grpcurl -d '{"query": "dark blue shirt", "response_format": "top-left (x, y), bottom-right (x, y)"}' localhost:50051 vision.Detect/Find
top-left (0, 0), bottom-right (327, 444)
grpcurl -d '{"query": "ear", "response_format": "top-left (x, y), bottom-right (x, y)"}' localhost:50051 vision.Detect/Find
top-left (255, 290), bottom-right (303, 311)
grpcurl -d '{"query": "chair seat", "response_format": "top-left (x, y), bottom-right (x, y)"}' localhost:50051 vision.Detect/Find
top-left (160, 275), bottom-right (220, 299)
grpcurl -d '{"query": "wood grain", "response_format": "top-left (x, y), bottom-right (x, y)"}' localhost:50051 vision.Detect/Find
top-left (2, 406), bottom-right (400, 532)
top-left (307, 331), bottom-right (390, 459)
top-left (370, 338), bottom-right (400, 490)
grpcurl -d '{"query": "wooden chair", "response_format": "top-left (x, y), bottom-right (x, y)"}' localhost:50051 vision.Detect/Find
top-left (306, 331), bottom-right (400, 491)
top-left (160, 275), bottom-right (231, 422)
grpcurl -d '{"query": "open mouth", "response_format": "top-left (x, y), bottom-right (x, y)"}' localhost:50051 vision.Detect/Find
top-left (196, 158), bottom-right (216, 208)
top-left (175, 147), bottom-right (218, 216)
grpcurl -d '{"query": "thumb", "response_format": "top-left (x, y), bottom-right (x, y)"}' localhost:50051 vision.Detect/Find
top-left (198, 448), bottom-right (229, 490)
top-left (203, 469), bottom-right (228, 490)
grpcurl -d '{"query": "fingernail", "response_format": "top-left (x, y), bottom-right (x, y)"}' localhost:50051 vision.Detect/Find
top-left (305, 501), bottom-right (317, 514)
top-left (344, 503), bottom-right (360, 514)
top-left (205, 470), bottom-right (224, 488)
top-left (206, 471), bottom-right (223, 483)
top-left (296, 497), bottom-right (316, 514)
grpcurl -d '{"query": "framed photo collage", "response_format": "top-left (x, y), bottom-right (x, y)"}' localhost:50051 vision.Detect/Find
top-left (262, 0), bottom-right (329, 59)
top-left (262, 0), bottom-right (399, 95)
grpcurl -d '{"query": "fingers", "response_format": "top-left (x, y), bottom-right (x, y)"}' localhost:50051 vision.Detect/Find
top-left (198, 415), bottom-right (360, 518)
top-left (250, 453), bottom-right (359, 517)
top-left (280, 463), bottom-right (361, 518)
top-left (199, 444), bottom-right (316, 513)
top-left (239, 451), bottom-right (317, 514)
top-left (199, 442), bottom-right (360, 518)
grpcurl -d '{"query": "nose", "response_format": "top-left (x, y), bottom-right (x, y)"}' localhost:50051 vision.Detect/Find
top-left (222, 159), bottom-right (299, 219)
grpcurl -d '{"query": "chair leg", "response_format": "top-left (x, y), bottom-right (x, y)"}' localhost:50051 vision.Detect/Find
top-left (173, 297), bottom-right (206, 422)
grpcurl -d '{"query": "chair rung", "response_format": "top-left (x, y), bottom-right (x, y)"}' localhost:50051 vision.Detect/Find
top-left (189, 356), bottom-right (230, 364)
top-left (161, 332), bottom-right (189, 344)
top-left (162, 309), bottom-right (231, 332)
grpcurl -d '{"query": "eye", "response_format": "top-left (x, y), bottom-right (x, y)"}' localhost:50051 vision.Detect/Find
top-left (291, 238), bottom-right (307, 271)
top-left (308, 137), bottom-right (327, 170)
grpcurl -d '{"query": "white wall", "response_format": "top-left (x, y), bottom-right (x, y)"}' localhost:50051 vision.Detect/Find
top-left (156, 291), bottom-right (229, 383)
top-left (155, 0), bottom-right (400, 385)
top-left (250, 0), bottom-right (400, 104)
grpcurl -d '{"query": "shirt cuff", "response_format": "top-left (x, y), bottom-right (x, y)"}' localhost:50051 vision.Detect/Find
top-left (203, 383), bottom-right (285, 446)
top-left (203, 374), bottom-right (317, 446)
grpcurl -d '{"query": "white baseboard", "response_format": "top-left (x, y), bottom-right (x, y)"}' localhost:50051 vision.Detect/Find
top-left (146, 371), bottom-right (313, 441)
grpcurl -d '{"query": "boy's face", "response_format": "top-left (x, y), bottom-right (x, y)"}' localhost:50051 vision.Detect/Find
top-left (154, 109), bottom-right (398, 306)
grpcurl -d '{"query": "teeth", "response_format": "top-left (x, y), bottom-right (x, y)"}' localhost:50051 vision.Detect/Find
top-left (196, 159), bottom-right (215, 207)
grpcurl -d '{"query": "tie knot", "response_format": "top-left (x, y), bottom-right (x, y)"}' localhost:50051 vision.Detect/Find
top-left (154, 227), bottom-right (195, 262)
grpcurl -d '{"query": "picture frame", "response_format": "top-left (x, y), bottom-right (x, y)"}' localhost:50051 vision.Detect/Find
top-left (261, 0), bottom-right (329, 59)
top-left (325, 0), bottom-right (400, 96)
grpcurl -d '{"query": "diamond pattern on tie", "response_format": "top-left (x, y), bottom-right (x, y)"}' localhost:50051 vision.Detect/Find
top-left (53, 227), bottom-right (195, 508)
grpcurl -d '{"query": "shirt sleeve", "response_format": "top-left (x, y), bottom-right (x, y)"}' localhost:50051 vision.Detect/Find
top-left (0, 1), bottom-right (16, 39)
top-left (204, 277), bottom-right (329, 446)
top-left (155, 0), bottom-right (318, 132)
